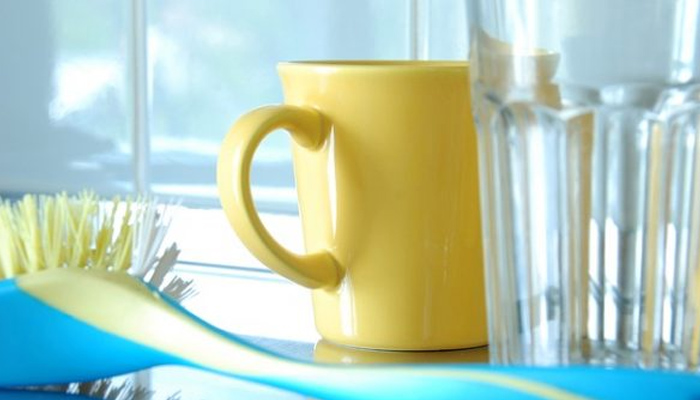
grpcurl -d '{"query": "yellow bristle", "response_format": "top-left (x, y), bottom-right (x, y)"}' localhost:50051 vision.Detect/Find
top-left (0, 191), bottom-right (142, 276)
top-left (63, 193), bottom-right (86, 270)
top-left (0, 201), bottom-right (20, 278)
top-left (112, 199), bottom-right (134, 272)
top-left (114, 224), bottom-right (134, 272)
top-left (57, 193), bottom-right (74, 269)
top-left (92, 197), bottom-right (119, 270)
top-left (49, 193), bottom-right (70, 269)
top-left (15, 195), bottom-right (44, 274)
top-left (72, 192), bottom-right (97, 270)
top-left (41, 195), bottom-right (61, 270)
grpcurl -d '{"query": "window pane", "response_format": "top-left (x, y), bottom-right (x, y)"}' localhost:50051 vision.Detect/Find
top-left (0, 0), bottom-right (132, 196)
top-left (427, 0), bottom-right (470, 59)
top-left (147, 0), bottom-right (410, 212)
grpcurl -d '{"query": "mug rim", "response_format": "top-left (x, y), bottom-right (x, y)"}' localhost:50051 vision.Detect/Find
top-left (278, 60), bottom-right (468, 72)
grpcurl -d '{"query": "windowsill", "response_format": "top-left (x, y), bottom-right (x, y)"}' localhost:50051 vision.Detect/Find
top-left (174, 262), bottom-right (319, 344)
top-left (166, 202), bottom-right (319, 342)
top-left (147, 262), bottom-right (316, 399)
top-left (165, 206), bottom-right (304, 271)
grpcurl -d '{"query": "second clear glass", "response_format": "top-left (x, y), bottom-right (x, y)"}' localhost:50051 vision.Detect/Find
top-left (469, 0), bottom-right (700, 369)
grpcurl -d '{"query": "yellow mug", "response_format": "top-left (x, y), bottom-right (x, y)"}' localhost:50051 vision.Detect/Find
top-left (217, 61), bottom-right (486, 350)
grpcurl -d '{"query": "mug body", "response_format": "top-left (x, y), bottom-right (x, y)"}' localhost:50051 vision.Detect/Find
top-left (280, 61), bottom-right (486, 350)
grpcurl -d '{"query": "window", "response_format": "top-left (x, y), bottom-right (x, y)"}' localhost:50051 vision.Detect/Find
top-left (0, 0), bottom-right (468, 270)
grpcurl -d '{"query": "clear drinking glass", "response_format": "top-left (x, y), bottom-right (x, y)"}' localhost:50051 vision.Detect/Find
top-left (469, 0), bottom-right (700, 369)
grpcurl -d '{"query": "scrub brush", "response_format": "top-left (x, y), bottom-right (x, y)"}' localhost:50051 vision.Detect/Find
top-left (0, 191), bottom-right (192, 300)
top-left (0, 191), bottom-right (191, 400)
top-left (2, 194), bottom-right (700, 399)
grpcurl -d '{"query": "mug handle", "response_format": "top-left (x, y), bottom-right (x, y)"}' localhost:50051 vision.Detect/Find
top-left (217, 105), bottom-right (342, 289)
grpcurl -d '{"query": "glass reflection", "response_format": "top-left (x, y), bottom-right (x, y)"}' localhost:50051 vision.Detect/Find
top-left (314, 340), bottom-right (489, 364)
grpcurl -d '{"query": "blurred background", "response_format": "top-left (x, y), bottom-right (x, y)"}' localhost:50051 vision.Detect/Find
top-left (0, 0), bottom-right (469, 269)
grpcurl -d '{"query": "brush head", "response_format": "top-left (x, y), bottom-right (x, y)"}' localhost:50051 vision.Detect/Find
top-left (0, 191), bottom-right (193, 301)
top-left (0, 192), bottom-right (129, 278)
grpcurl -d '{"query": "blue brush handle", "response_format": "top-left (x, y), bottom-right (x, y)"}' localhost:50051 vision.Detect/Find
top-left (2, 274), bottom-right (700, 400)
top-left (0, 279), bottom-right (177, 385)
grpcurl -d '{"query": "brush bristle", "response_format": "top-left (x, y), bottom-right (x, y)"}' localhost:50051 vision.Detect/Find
top-left (0, 192), bottom-right (181, 285)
